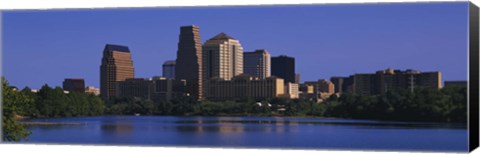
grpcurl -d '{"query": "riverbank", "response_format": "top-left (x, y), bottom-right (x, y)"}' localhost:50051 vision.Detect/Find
top-left (19, 121), bottom-right (85, 126)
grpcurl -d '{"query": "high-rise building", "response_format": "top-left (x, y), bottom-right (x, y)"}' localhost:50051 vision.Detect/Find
top-left (243, 49), bottom-right (270, 79)
top-left (203, 32), bottom-right (244, 80)
top-left (175, 25), bottom-right (203, 100)
top-left (205, 75), bottom-right (284, 101)
top-left (271, 55), bottom-right (295, 84)
top-left (162, 60), bottom-right (176, 79)
top-left (63, 78), bottom-right (85, 93)
top-left (100, 44), bottom-right (135, 99)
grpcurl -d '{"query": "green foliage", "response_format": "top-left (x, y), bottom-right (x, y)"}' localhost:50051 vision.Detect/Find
top-left (322, 87), bottom-right (467, 123)
top-left (33, 85), bottom-right (105, 118)
top-left (2, 77), bottom-right (31, 141)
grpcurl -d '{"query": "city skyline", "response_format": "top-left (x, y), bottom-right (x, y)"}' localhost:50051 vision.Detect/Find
top-left (3, 2), bottom-right (469, 89)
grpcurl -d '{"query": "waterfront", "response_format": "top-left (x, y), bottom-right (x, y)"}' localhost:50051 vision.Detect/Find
top-left (23, 116), bottom-right (467, 152)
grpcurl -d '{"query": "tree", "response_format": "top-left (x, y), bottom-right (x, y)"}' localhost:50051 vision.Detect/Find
top-left (2, 77), bottom-right (31, 141)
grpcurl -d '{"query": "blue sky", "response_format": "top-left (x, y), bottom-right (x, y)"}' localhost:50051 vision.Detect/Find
top-left (2, 2), bottom-right (469, 89)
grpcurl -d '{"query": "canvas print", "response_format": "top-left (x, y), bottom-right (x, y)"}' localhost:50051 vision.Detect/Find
top-left (1, 2), bottom-right (475, 152)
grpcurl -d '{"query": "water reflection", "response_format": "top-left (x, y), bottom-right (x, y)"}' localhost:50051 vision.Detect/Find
top-left (101, 122), bottom-right (133, 135)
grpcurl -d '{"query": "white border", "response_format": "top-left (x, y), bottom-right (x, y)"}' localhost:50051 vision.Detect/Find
top-left (1, 0), bottom-right (479, 154)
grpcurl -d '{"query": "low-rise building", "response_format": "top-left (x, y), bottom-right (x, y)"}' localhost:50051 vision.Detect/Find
top-left (205, 75), bottom-right (284, 101)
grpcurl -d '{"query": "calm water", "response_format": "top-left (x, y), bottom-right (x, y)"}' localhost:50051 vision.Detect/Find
top-left (23, 116), bottom-right (467, 152)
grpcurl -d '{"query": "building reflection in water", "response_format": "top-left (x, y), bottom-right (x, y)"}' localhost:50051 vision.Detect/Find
top-left (100, 121), bottom-right (134, 136)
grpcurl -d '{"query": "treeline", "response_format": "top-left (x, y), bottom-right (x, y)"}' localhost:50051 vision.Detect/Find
top-left (16, 85), bottom-right (105, 118)
top-left (103, 86), bottom-right (466, 123)
top-left (322, 86), bottom-right (467, 123)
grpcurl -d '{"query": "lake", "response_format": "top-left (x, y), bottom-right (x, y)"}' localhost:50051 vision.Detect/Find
top-left (22, 116), bottom-right (467, 152)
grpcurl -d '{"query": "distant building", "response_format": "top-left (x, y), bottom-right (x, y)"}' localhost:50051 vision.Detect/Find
top-left (317, 79), bottom-right (335, 94)
top-left (444, 81), bottom-right (467, 88)
top-left (205, 75), bottom-right (284, 101)
top-left (116, 78), bottom-right (154, 99)
top-left (243, 49), bottom-right (270, 79)
top-left (352, 68), bottom-right (442, 95)
top-left (285, 82), bottom-right (299, 99)
top-left (271, 55), bottom-right (295, 84)
top-left (299, 84), bottom-right (315, 100)
top-left (162, 60), bottom-right (176, 79)
top-left (295, 73), bottom-right (301, 84)
top-left (63, 78), bottom-right (85, 93)
top-left (116, 77), bottom-right (187, 101)
top-left (85, 86), bottom-right (100, 96)
top-left (203, 32), bottom-right (244, 80)
top-left (151, 76), bottom-right (187, 102)
top-left (100, 44), bottom-right (135, 99)
top-left (175, 25), bottom-right (203, 100)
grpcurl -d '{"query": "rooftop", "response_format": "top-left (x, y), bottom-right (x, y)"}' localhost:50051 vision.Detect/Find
top-left (104, 44), bottom-right (130, 53)
top-left (209, 32), bottom-right (235, 40)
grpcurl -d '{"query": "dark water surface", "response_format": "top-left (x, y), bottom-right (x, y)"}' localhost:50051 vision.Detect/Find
top-left (23, 116), bottom-right (467, 152)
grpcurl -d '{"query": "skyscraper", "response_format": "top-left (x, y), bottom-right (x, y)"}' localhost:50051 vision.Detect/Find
top-left (100, 44), bottom-right (135, 99)
top-left (202, 32), bottom-right (244, 80)
top-left (271, 55), bottom-right (295, 84)
top-left (243, 49), bottom-right (270, 79)
top-left (175, 25), bottom-right (203, 100)
top-left (162, 60), bottom-right (176, 79)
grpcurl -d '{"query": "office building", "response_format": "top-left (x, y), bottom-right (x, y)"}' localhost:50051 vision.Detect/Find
top-left (317, 79), bottom-right (335, 94)
top-left (162, 60), bottom-right (176, 79)
top-left (243, 49), bottom-right (270, 79)
top-left (151, 76), bottom-right (187, 102)
top-left (330, 77), bottom-right (344, 93)
top-left (100, 44), bottom-right (135, 99)
top-left (205, 75), bottom-right (284, 101)
top-left (203, 32), bottom-right (244, 80)
top-left (353, 68), bottom-right (442, 95)
top-left (175, 25), bottom-right (203, 100)
top-left (62, 78), bottom-right (85, 93)
top-left (271, 55), bottom-right (295, 84)
top-left (116, 78), bottom-right (154, 99)
top-left (286, 82), bottom-right (299, 99)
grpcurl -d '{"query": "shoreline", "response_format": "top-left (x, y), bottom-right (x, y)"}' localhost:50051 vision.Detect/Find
top-left (19, 121), bottom-right (85, 126)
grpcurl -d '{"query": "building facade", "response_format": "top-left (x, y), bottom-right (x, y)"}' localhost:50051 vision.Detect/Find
top-left (100, 44), bottom-right (135, 99)
top-left (205, 75), bottom-right (284, 101)
top-left (151, 76), bottom-right (187, 102)
top-left (62, 78), bottom-right (85, 93)
top-left (353, 68), bottom-right (442, 95)
top-left (317, 79), bottom-right (335, 94)
top-left (162, 60), bottom-right (176, 79)
top-left (243, 49), bottom-right (270, 79)
top-left (271, 55), bottom-right (295, 84)
top-left (202, 32), bottom-right (244, 81)
top-left (116, 78), bottom-right (154, 99)
top-left (175, 25), bottom-right (203, 100)
top-left (285, 82), bottom-right (299, 99)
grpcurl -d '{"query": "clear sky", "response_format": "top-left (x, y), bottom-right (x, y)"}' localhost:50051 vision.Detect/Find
top-left (2, 2), bottom-right (469, 89)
